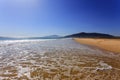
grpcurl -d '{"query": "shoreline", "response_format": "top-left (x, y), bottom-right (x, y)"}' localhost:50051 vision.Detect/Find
top-left (0, 38), bottom-right (120, 79)
top-left (74, 38), bottom-right (120, 54)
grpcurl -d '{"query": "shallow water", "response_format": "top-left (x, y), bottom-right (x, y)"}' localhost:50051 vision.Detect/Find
top-left (0, 38), bottom-right (120, 80)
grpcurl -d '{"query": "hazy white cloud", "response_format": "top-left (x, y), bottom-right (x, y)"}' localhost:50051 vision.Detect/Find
top-left (0, 0), bottom-right (39, 8)
top-left (0, 0), bottom-right (41, 17)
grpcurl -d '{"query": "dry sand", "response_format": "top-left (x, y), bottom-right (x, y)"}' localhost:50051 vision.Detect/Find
top-left (74, 38), bottom-right (120, 53)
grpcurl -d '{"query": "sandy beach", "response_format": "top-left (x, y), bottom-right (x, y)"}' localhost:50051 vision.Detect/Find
top-left (74, 38), bottom-right (120, 53)
top-left (0, 38), bottom-right (120, 80)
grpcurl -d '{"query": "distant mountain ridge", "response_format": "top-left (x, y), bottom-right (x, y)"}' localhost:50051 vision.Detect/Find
top-left (27, 35), bottom-right (61, 39)
top-left (0, 37), bottom-right (17, 40)
top-left (0, 35), bottom-right (61, 40)
top-left (65, 32), bottom-right (117, 38)
top-left (0, 33), bottom-right (119, 40)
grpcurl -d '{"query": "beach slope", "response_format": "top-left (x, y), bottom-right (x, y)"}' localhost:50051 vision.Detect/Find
top-left (74, 38), bottom-right (120, 53)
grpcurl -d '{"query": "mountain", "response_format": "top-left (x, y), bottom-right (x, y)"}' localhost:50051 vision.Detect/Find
top-left (65, 32), bottom-right (116, 38)
top-left (0, 37), bottom-right (17, 40)
top-left (0, 35), bottom-right (61, 40)
top-left (41, 35), bottom-right (61, 39)
top-left (27, 35), bottom-right (61, 39)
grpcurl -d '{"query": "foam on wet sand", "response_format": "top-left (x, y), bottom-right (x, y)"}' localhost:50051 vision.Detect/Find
top-left (0, 38), bottom-right (120, 80)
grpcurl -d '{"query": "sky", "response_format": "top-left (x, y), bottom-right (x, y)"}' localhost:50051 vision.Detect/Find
top-left (0, 0), bottom-right (120, 37)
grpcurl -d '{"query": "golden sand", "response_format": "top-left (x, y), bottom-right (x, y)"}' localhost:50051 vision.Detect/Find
top-left (74, 38), bottom-right (120, 53)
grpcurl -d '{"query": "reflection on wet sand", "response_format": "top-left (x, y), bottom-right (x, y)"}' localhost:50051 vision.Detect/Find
top-left (0, 39), bottom-right (120, 80)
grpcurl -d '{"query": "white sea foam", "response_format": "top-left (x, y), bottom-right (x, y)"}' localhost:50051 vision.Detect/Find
top-left (0, 39), bottom-right (56, 44)
top-left (0, 38), bottom-right (116, 80)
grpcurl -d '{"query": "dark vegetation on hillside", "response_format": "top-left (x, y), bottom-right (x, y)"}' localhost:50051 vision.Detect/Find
top-left (65, 32), bottom-right (120, 39)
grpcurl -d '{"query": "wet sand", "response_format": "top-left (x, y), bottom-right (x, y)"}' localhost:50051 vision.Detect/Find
top-left (74, 38), bottom-right (120, 53)
top-left (0, 38), bottom-right (120, 80)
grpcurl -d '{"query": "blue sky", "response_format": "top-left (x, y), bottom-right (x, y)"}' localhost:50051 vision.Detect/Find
top-left (0, 0), bottom-right (120, 37)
